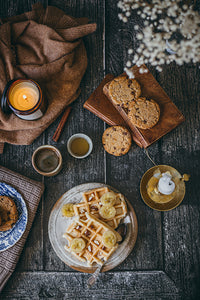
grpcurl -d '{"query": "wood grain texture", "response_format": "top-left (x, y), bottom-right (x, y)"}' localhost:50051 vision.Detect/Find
top-left (157, 63), bottom-right (200, 300)
top-left (0, 0), bottom-right (199, 299)
top-left (104, 1), bottom-right (200, 298)
top-left (0, 0), bottom-right (48, 272)
top-left (43, 0), bottom-right (106, 272)
top-left (1, 271), bottom-right (181, 300)
top-left (104, 0), bottom-right (163, 272)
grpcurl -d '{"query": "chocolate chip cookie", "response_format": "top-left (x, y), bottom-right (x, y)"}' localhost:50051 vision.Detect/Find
top-left (108, 75), bottom-right (141, 108)
top-left (102, 126), bottom-right (132, 156)
top-left (0, 195), bottom-right (18, 231)
top-left (127, 97), bottom-right (160, 129)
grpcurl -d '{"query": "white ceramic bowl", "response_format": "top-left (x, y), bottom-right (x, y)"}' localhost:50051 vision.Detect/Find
top-left (67, 133), bottom-right (93, 159)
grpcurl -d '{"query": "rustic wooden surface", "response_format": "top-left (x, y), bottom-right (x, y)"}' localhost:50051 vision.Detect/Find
top-left (0, 0), bottom-right (200, 299)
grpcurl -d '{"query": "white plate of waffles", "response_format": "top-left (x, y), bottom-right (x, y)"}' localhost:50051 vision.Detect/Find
top-left (48, 183), bottom-right (138, 273)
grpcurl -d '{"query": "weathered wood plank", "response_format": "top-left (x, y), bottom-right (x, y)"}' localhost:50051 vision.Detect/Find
top-left (0, 0), bottom-right (48, 272)
top-left (0, 0), bottom-right (47, 19)
top-left (158, 64), bottom-right (200, 299)
top-left (1, 271), bottom-right (181, 300)
top-left (163, 205), bottom-right (200, 300)
top-left (105, 1), bottom-right (163, 271)
top-left (43, 0), bottom-right (105, 271)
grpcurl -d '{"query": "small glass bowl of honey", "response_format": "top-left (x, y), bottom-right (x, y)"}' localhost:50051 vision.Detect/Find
top-left (67, 133), bottom-right (93, 159)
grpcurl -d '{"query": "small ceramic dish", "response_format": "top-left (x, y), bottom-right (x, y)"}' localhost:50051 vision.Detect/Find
top-left (140, 165), bottom-right (186, 211)
top-left (32, 145), bottom-right (62, 176)
top-left (67, 133), bottom-right (93, 159)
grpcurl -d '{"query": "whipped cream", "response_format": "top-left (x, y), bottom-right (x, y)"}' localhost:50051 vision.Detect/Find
top-left (158, 172), bottom-right (175, 195)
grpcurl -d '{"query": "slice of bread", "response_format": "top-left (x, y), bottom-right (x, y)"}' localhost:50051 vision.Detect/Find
top-left (0, 196), bottom-right (18, 231)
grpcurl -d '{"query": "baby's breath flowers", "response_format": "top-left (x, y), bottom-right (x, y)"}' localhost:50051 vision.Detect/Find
top-left (118, 0), bottom-right (200, 77)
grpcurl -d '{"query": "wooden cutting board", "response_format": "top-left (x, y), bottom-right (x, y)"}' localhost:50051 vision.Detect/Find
top-left (84, 66), bottom-right (185, 148)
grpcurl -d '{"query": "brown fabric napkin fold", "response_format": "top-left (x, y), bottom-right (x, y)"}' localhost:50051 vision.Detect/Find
top-left (0, 166), bottom-right (44, 292)
top-left (0, 3), bottom-right (96, 145)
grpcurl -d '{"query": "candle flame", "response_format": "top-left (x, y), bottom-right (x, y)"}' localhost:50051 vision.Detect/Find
top-left (23, 95), bottom-right (27, 100)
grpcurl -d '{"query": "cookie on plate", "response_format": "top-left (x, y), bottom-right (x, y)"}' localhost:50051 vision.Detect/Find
top-left (127, 97), bottom-right (160, 129)
top-left (102, 126), bottom-right (132, 156)
top-left (108, 75), bottom-right (141, 108)
top-left (0, 195), bottom-right (18, 231)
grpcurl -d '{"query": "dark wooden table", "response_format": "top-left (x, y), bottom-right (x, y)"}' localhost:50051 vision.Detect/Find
top-left (0, 1), bottom-right (200, 299)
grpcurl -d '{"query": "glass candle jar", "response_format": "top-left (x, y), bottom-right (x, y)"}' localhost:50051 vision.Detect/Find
top-left (4, 79), bottom-right (47, 120)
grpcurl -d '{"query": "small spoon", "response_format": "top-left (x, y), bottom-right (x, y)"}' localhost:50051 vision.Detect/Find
top-left (87, 260), bottom-right (104, 288)
top-left (87, 223), bottom-right (127, 288)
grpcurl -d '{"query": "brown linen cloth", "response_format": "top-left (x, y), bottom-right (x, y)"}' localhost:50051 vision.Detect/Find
top-left (0, 165), bottom-right (44, 292)
top-left (0, 3), bottom-right (96, 145)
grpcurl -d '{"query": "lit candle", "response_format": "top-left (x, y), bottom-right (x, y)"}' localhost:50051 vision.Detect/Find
top-left (6, 79), bottom-right (47, 120)
top-left (9, 81), bottom-right (39, 111)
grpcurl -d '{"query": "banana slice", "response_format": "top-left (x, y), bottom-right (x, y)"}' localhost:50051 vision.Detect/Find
top-left (70, 238), bottom-right (86, 253)
top-left (61, 203), bottom-right (74, 217)
top-left (99, 206), bottom-right (116, 219)
top-left (102, 230), bottom-right (117, 248)
top-left (100, 192), bottom-right (116, 207)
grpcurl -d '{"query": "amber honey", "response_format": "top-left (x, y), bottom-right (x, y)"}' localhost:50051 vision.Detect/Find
top-left (70, 138), bottom-right (89, 156)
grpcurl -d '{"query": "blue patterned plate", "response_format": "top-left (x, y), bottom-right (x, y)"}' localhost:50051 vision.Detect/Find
top-left (0, 182), bottom-right (28, 252)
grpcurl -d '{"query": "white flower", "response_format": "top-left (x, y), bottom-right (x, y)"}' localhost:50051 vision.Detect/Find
top-left (137, 33), bottom-right (143, 40)
top-left (128, 48), bottom-right (134, 54)
top-left (126, 60), bottom-right (132, 67)
top-left (123, 16), bottom-right (128, 23)
top-left (124, 67), bottom-right (135, 78)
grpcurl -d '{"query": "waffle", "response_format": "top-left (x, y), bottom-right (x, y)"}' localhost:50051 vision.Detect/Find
top-left (73, 187), bottom-right (127, 229)
top-left (63, 212), bottom-right (122, 266)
